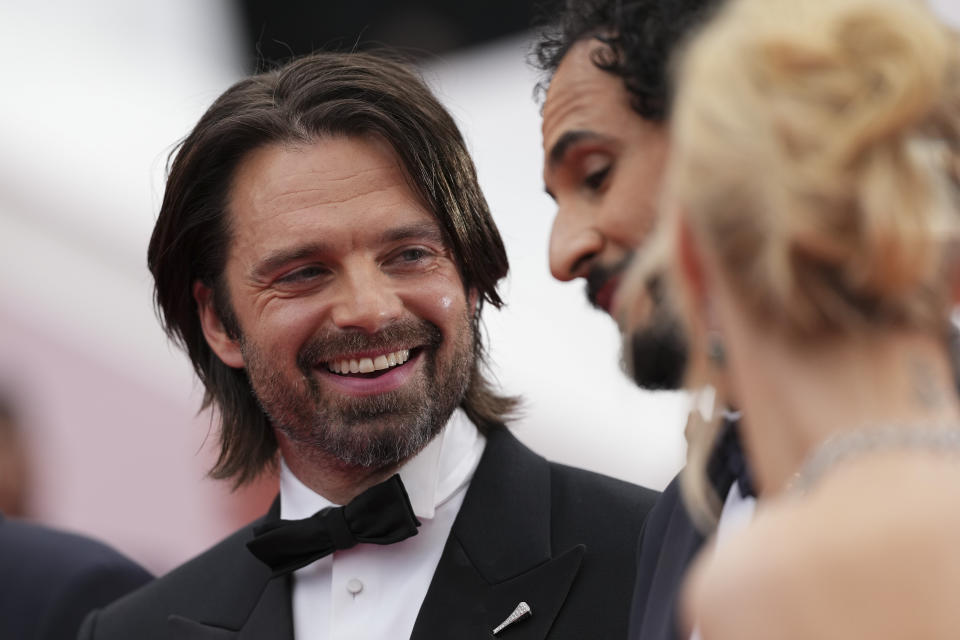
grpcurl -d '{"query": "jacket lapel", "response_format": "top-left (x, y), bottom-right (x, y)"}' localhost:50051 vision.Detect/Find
top-left (411, 429), bottom-right (584, 639)
top-left (165, 499), bottom-right (294, 640)
top-left (483, 546), bottom-right (584, 639)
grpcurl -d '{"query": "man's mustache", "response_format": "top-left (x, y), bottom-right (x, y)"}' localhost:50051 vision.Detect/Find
top-left (585, 252), bottom-right (636, 310)
top-left (296, 320), bottom-right (441, 373)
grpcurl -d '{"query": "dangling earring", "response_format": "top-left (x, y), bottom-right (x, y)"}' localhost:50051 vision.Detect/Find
top-left (680, 326), bottom-right (729, 533)
top-left (707, 330), bottom-right (726, 368)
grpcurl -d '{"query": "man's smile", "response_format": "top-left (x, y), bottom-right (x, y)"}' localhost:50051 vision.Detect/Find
top-left (316, 349), bottom-right (426, 396)
top-left (325, 347), bottom-right (413, 375)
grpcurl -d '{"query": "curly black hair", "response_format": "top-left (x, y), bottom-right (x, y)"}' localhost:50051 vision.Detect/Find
top-left (532, 0), bottom-right (724, 121)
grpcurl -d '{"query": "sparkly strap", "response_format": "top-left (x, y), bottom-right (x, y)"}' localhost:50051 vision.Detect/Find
top-left (793, 426), bottom-right (960, 492)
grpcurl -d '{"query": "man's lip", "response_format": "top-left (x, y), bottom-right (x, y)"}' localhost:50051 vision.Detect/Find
top-left (592, 275), bottom-right (622, 315)
top-left (316, 350), bottom-right (422, 396)
top-left (585, 253), bottom-right (634, 316)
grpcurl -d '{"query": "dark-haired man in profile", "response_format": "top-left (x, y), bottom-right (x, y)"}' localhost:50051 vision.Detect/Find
top-left (79, 51), bottom-right (657, 639)
top-left (533, 1), bottom-right (754, 639)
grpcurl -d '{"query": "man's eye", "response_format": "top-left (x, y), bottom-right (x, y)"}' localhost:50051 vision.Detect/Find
top-left (397, 248), bottom-right (430, 262)
top-left (584, 166), bottom-right (611, 191)
top-left (385, 247), bottom-right (439, 272)
top-left (277, 265), bottom-right (327, 283)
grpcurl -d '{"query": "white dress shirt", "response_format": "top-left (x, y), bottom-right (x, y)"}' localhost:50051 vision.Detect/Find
top-left (714, 482), bottom-right (756, 546)
top-left (690, 484), bottom-right (757, 640)
top-left (280, 409), bottom-right (486, 640)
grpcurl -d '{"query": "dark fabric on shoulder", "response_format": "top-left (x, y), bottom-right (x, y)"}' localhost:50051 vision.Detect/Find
top-left (0, 515), bottom-right (152, 640)
top-left (412, 428), bottom-right (659, 639)
top-left (628, 475), bottom-right (704, 640)
top-left (707, 417), bottom-right (755, 499)
top-left (78, 504), bottom-right (291, 640)
top-left (629, 419), bottom-right (752, 640)
top-left (548, 462), bottom-right (660, 638)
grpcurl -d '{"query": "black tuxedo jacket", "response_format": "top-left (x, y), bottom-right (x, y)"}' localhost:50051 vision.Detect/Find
top-left (628, 420), bottom-right (748, 640)
top-left (80, 428), bottom-right (658, 639)
top-left (0, 514), bottom-right (152, 640)
top-left (626, 475), bottom-right (702, 640)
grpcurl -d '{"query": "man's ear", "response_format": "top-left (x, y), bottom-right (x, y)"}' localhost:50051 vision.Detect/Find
top-left (193, 281), bottom-right (244, 369)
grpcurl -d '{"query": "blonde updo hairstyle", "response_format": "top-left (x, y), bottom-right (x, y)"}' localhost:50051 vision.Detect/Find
top-left (662, 0), bottom-right (960, 528)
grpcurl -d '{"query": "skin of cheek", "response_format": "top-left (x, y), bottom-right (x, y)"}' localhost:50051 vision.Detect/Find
top-left (256, 272), bottom-right (469, 353)
top-left (395, 251), bottom-right (468, 312)
top-left (234, 297), bottom-right (325, 377)
top-left (403, 275), bottom-right (469, 328)
top-left (224, 231), bottom-right (469, 340)
top-left (229, 250), bottom-right (324, 346)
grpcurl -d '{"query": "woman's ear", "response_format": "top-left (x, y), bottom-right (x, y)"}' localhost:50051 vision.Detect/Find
top-left (676, 210), bottom-right (711, 317)
top-left (193, 281), bottom-right (244, 369)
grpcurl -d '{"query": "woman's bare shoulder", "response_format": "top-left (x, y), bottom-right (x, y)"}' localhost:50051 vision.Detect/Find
top-left (685, 462), bottom-right (960, 639)
top-left (683, 501), bottom-right (822, 640)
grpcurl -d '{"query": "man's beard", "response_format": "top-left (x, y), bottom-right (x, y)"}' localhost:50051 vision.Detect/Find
top-left (621, 272), bottom-right (688, 391)
top-left (240, 315), bottom-right (474, 470)
top-left (625, 313), bottom-right (688, 391)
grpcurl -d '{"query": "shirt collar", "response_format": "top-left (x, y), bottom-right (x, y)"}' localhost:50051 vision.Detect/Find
top-left (280, 408), bottom-right (485, 522)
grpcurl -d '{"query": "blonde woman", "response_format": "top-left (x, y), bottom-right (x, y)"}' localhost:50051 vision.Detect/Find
top-left (620, 0), bottom-right (960, 637)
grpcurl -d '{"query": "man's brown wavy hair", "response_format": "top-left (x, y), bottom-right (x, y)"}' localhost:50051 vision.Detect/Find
top-left (148, 51), bottom-right (517, 486)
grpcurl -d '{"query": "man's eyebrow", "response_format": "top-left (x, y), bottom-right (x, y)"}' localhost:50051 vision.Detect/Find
top-left (380, 221), bottom-right (447, 246)
top-left (251, 242), bottom-right (330, 279)
top-left (547, 129), bottom-right (609, 170)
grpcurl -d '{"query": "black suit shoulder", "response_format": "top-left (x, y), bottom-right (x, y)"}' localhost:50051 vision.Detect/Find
top-left (547, 460), bottom-right (659, 552)
top-left (546, 461), bottom-right (660, 637)
top-left (79, 514), bottom-right (273, 640)
top-left (636, 474), bottom-right (691, 566)
top-left (0, 516), bottom-right (152, 640)
top-left (629, 473), bottom-right (705, 640)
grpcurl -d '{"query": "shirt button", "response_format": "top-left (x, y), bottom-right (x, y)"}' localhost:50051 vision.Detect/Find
top-left (346, 578), bottom-right (364, 595)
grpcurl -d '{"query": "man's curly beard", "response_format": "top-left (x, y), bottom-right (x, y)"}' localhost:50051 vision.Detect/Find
top-left (621, 273), bottom-right (688, 391)
top-left (625, 311), bottom-right (688, 391)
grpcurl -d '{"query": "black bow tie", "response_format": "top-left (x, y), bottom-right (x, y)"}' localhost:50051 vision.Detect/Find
top-left (708, 415), bottom-right (756, 499)
top-left (247, 474), bottom-right (421, 577)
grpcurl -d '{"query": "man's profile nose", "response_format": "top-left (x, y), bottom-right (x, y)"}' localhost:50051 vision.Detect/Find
top-left (549, 213), bottom-right (604, 282)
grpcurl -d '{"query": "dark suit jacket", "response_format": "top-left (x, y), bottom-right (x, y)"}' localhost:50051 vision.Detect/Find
top-left (0, 514), bottom-right (152, 640)
top-left (626, 475), bottom-right (702, 640)
top-left (628, 420), bottom-right (748, 640)
top-left (79, 428), bottom-right (658, 639)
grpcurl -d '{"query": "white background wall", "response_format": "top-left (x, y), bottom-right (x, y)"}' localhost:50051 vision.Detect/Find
top-left (1, 0), bottom-right (957, 572)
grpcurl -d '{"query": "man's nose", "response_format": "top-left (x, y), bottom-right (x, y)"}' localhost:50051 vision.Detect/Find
top-left (329, 265), bottom-right (403, 333)
top-left (549, 207), bottom-right (604, 282)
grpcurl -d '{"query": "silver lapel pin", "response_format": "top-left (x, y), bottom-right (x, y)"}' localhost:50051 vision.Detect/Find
top-left (492, 601), bottom-right (532, 636)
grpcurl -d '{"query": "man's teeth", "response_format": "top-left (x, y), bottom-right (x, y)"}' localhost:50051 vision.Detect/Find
top-left (326, 349), bottom-right (411, 375)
